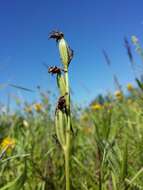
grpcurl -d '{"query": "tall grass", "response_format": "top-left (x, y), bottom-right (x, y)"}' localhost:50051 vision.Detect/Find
top-left (0, 33), bottom-right (143, 190)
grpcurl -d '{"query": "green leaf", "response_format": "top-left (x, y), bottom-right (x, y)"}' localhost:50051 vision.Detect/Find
top-left (135, 78), bottom-right (143, 91)
top-left (121, 141), bottom-right (128, 182)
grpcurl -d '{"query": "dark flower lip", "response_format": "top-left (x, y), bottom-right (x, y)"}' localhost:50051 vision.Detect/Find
top-left (49, 31), bottom-right (64, 41)
top-left (48, 66), bottom-right (61, 75)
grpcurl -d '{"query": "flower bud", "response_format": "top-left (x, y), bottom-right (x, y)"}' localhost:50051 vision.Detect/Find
top-left (59, 38), bottom-right (69, 67)
top-left (57, 74), bottom-right (66, 96)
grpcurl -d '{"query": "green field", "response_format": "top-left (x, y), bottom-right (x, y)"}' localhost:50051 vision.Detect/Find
top-left (0, 34), bottom-right (143, 190)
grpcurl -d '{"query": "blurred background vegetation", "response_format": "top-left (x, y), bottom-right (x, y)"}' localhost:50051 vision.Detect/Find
top-left (0, 36), bottom-right (143, 190)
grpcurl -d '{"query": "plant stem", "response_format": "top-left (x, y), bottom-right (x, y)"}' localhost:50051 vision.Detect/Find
top-left (65, 146), bottom-right (70, 190)
top-left (64, 68), bottom-right (71, 190)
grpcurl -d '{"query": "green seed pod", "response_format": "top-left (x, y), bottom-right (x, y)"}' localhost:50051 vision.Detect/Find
top-left (57, 74), bottom-right (66, 96)
top-left (55, 112), bottom-right (62, 146)
top-left (59, 38), bottom-right (69, 67)
top-left (55, 110), bottom-right (66, 147)
top-left (58, 110), bottom-right (66, 145)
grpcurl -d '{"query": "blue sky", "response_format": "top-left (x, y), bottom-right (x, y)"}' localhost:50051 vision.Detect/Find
top-left (0, 0), bottom-right (143, 107)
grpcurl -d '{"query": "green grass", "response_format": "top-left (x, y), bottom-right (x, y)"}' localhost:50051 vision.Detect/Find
top-left (0, 34), bottom-right (143, 189)
top-left (0, 89), bottom-right (143, 190)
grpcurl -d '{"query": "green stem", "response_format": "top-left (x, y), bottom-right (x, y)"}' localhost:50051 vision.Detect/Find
top-left (65, 146), bottom-right (70, 190)
top-left (64, 68), bottom-right (71, 190)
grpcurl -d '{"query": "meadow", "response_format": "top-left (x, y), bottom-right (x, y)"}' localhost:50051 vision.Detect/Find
top-left (0, 33), bottom-right (143, 190)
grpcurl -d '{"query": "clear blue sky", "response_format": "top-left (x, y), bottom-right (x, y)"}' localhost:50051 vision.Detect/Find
top-left (0, 0), bottom-right (143, 106)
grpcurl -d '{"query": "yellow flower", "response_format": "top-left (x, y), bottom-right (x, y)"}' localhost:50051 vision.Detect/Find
top-left (34, 103), bottom-right (43, 112)
top-left (1, 137), bottom-right (15, 151)
top-left (91, 103), bottom-right (102, 111)
top-left (127, 83), bottom-right (133, 91)
top-left (114, 90), bottom-right (123, 100)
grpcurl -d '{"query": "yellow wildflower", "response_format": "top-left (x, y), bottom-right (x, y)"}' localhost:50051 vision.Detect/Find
top-left (34, 103), bottom-right (43, 112)
top-left (127, 83), bottom-right (133, 91)
top-left (1, 137), bottom-right (15, 151)
top-left (91, 103), bottom-right (102, 111)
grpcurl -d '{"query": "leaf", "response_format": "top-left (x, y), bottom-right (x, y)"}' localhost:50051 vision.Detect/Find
top-left (125, 168), bottom-right (143, 187)
top-left (111, 172), bottom-right (118, 190)
top-left (9, 84), bottom-right (34, 92)
top-left (121, 141), bottom-right (128, 182)
top-left (135, 78), bottom-right (143, 91)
